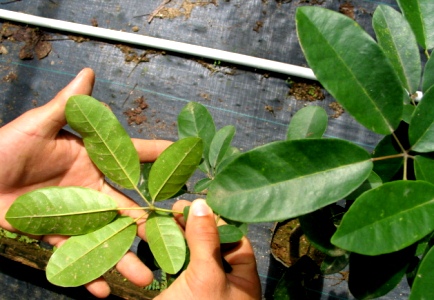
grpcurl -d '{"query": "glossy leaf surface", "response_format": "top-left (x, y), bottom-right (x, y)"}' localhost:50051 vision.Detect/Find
top-left (414, 155), bottom-right (434, 184)
top-left (397, 0), bottom-right (434, 50)
top-left (209, 125), bottom-right (235, 170)
top-left (218, 225), bottom-right (243, 244)
top-left (296, 7), bottom-right (404, 135)
top-left (373, 5), bottom-right (421, 94)
top-left (46, 216), bottom-right (136, 287)
top-left (178, 102), bottom-right (215, 167)
top-left (409, 87), bottom-right (434, 152)
top-left (138, 163), bottom-right (152, 201)
top-left (423, 54), bottom-right (434, 92)
top-left (410, 246), bottom-right (434, 299)
top-left (346, 171), bottom-right (382, 200)
top-left (6, 187), bottom-right (117, 235)
top-left (332, 181), bottom-right (434, 255)
top-left (194, 177), bottom-right (212, 192)
top-left (149, 137), bottom-right (203, 202)
top-left (208, 139), bottom-right (372, 223)
top-left (145, 213), bottom-right (186, 274)
top-left (321, 254), bottom-right (349, 275)
top-left (286, 106), bottom-right (327, 140)
top-left (65, 95), bottom-right (140, 189)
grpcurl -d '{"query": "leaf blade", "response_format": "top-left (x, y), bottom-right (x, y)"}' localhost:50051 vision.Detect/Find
top-left (65, 95), bottom-right (140, 189)
top-left (296, 6), bottom-right (404, 135)
top-left (145, 213), bottom-right (186, 274)
top-left (6, 187), bottom-right (118, 235)
top-left (149, 137), bottom-right (203, 202)
top-left (286, 106), bottom-right (328, 140)
top-left (46, 216), bottom-right (136, 287)
top-left (373, 5), bottom-right (421, 94)
top-left (207, 139), bottom-right (372, 223)
top-left (409, 86), bottom-right (434, 152)
top-left (332, 181), bottom-right (434, 255)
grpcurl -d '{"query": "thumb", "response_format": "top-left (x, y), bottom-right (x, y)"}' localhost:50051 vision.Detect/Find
top-left (185, 199), bottom-right (224, 277)
top-left (36, 68), bottom-right (95, 137)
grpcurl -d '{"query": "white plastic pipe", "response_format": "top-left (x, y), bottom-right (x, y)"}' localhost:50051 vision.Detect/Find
top-left (0, 9), bottom-right (316, 80)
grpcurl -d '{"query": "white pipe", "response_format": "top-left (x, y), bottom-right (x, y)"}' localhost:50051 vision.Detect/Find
top-left (0, 9), bottom-right (317, 80)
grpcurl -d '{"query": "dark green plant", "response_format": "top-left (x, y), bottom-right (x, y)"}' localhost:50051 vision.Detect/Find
top-left (204, 2), bottom-right (434, 299)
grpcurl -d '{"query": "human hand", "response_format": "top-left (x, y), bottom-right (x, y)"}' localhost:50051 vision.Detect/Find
top-left (0, 68), bottom-right (171, 297)
top-left (156, 199), bottom-right (262, 300)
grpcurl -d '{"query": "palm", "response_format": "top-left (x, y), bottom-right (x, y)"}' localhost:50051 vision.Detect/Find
top-left (0, 69), bottom-right (169, 297)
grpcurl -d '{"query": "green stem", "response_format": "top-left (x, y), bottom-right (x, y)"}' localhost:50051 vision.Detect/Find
top-left (119, 206), bottom-right (183, 215)
top-left (425, 49), bottom-right (431, 60)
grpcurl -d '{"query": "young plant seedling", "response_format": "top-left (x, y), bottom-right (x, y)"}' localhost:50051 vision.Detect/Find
top-left (5, 96), bottom-right (243, 288)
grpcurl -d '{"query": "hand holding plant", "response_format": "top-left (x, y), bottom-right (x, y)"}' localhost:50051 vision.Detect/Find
top-left (156, 199), bottom-right (261, 300)
top-left (0, 68), bottom-right (171, 297)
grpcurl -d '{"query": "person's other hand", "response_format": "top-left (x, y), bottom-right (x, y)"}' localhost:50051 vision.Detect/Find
top-left (0, 68), bottom-right (171, 297)
top-left (156, 199), bottom-right (262, 300)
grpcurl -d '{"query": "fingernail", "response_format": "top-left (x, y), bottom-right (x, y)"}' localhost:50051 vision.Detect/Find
top-left (191, 199), bottom-right (212, 217)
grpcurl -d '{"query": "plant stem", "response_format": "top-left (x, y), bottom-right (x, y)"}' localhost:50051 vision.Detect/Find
top-left (133, 185), bottom-right (153, 208)
top-left (425, 49), bottom-right (431, 60)
top-left (118, 206), bottom-right (183, 215)
top-left (371, 153), bottom-right (405, 161)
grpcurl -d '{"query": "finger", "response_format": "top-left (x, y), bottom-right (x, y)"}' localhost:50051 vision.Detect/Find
top-left (116, 251), bottom-right (154, 287)
top-left (172, 200), bottom-right (192, 227)
top-left (132, 139), bottom-right (172, 162)
top-left (41, 68), bottom-right (96, 137)
top-left (185, 199), bottom-right (224, 278)
top-left (84, 277), bottom-right (111, 298)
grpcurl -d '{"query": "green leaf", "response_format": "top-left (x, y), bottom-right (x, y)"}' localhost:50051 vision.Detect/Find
top-left (138, 163), bottom-right (153, 200)
top-left (346, 171), bottom-right (382, 200)
top-left (373, 5), bottom-right (421, 94)
top-left (209, 125), bottom-right (236, 171)
top-left (145, 213), bottom-right (186, 274)
top-left (149, 137), bottom-right (203, 202)
top-left (207, 139), bottom-right (372, 223)
top-left (403, 104), bottom-right (416, 124)
top-left (6, 187), bottom-right (117, 235)
top-left (286, 106), bottom-right (328, 140)
top-left (65, 95), bottom-right (140, 189)
top-left (349, 246), bottom-right (415, 299)
top-left (332, 181), bottom-right (434, 255)
top-left (215, 146), bottom-right (241, 174)
top-left (423, 54), bottom-right (434, 92)
top-left (410, 246), bottom-right (434, 299)
top-left (46, 216), bottom-right (136, 287)
top-left (178, 102), bottom-right (216, 169)
top-left (217, 224), bottom-right (243, 244)
top-left (396, 0), bottom-right (434, 50)
top-left (296, 7), bottom-right (404, 135)
top-left (194, 177), bottom-right (212, 192)
top-left (409, 86), bottom-right (434, 152)
top-left (414, 155), bottom-right (434, 183)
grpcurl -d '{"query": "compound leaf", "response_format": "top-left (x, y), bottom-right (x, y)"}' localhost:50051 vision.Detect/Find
top-left (65, 95), bottom-right (140, 189)
top-left (207, 139), bottom-right (372, 223)
top-left (46, 216), bottom-right (136, 287)
top-left (286, 106), bottom-right (328, 140)
top-left (145, 213), bottom-right (186, 274)
top-left (6, 187), bottom-right (117, 235)
top-left (296, 7), bottom-right (404, 135)
top-left (373, 5), bottom-right (421, 94)
top-left (332, 181), bottom-right (434, 255)
top-left (149, 137), bottom-right (203, 202)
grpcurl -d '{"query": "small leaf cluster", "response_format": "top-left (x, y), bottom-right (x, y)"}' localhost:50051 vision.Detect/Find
top-left (5, 95), bottom-right (212, 287)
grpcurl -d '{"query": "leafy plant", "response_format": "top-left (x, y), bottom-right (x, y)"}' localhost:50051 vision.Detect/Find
top-left (204, 2), bottom-right (434, 298)
top-left (6, 2), bottom-right (434, 299)
top-left (5, 95), bottom-right (244, 288)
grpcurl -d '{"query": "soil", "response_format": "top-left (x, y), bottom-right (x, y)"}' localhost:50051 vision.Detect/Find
top-left (1, 23), bottom-right (52, 60)
top-left (147, 0), bottom-right (218, 23)
top-left (339, 2), bottom-right (355, 20)
top-left (270, 219), bottom-right (326, 268)
top-left (124, 95), bottom-right (149, 125)
top-left (329, 101), bottom-right (345, 118)
top-left (288, 81), bottom-right (325, 102)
